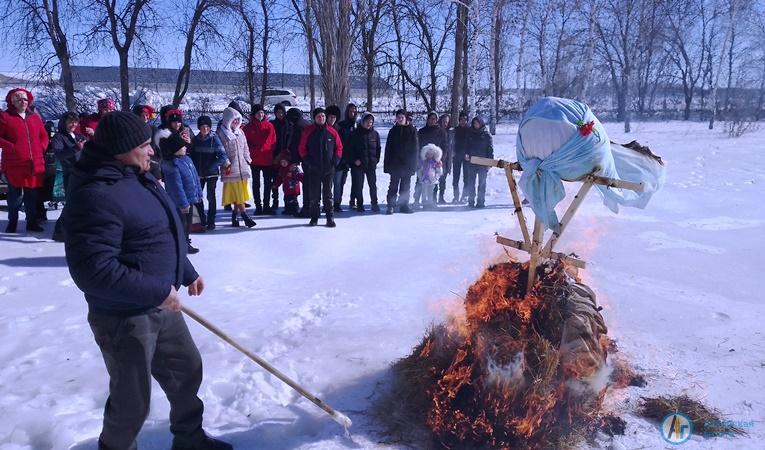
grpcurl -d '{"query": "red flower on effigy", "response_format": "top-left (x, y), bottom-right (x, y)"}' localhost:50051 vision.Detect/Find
top-left (577, 120), bottom-right (596, 136)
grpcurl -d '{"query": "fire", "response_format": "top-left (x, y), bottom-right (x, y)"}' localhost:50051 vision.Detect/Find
top-left (383, 260), bottom-right (614, 449)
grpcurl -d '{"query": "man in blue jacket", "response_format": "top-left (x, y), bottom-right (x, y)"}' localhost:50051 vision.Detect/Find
top-left (63, 112), bottom-right (231, 450)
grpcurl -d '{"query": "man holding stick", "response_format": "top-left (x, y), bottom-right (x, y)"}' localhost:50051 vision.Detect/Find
top-left (63, 111), bottom-right (232, 450)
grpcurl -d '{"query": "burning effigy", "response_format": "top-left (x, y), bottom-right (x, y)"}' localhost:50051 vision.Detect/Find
top-left (377, 98), bottom-right (668, 448)
top-left (379, 260), bottom-right (614, 449)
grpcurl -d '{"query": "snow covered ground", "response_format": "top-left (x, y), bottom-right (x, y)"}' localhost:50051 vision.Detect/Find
top-left (1, 121), bottom-right (763, 450)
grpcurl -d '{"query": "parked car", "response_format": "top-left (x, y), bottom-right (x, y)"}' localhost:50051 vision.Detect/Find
top-left (262, 89), bottom-right (298, 107)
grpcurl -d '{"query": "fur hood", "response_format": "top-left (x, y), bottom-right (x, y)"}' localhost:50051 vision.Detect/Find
top-left (420, 143), bottom-right (443, 161)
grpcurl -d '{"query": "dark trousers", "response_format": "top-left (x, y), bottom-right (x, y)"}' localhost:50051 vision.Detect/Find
top-left (333, 168), bottom-right (349, 206)
top-left (413, 176), bottom-right (422, 203)
top-left (386, 173), bottom-right (412, 207)
top-left (88, 310), bottom-right (204, 450)
top-left (464, 164), bottom-right (488, 205)
top-left (308, 171), bottom-right (334, 219)
top-left (301, 169), bottom-right (312, 211)
top-left (435, 174), bottom-right (448, 200)
top-left (178, 209), bottom-right (193, 244)
top-left (6, 184), bottom-right (37, 228)
top-left (251, 166), bottom-right (277, 208)
top-left (351, 166), bottom-right (378, 206)
top-left (453, 155), bottom-right (467, 198)
top-left (199, 177), bottom-right (218, 227)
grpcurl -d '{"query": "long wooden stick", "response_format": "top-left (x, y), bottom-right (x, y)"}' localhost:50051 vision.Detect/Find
top-left (496, 235), bottom-right (586, 269)
top-left (504, 166), bottom-right (532, 247)
top-left (181, 306), bottom-right (352, 430)
top-left (526, 218), bottom-right (544, 293)
top-left (542, 179), bottom-right (594, 255)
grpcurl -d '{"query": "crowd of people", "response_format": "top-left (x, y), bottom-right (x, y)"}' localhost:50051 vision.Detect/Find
top-left (0, 88), bottom-right (496, 247)
top-left (0, 87), bottom-right (497, 450)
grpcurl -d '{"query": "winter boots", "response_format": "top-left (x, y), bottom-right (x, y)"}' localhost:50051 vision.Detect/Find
top-left (326, 216), bottom-right (336, 227)
top-left (386, 205), bottom-right (394, 215)
top-left (231, 210), bottom-right (240, 227)
top-left (371, 203), bottom-right (380, 213)
top-left (242, 211), bottom-right (256, 228)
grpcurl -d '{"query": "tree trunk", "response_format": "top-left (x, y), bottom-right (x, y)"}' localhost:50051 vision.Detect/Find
top-left (580, 0), bottom-right (596, 103)
top-left (461, 10), bottom-right (469, 115)
top-left (312, 0), bottom-right (352, 107)
top-left (59, 54), bottom-right (76, 111)
top-left (260, 0), bottom-right (269, 106)
top-left (516, 0), bottom-right (532, 108)
top-left (118, 51), bottom-right (130, 111)
top-left (391, 0), bottom-right (407, 110)
top-left (709, 0), bottom-right (737, 130)
top-left (306, 0), bottom-right (316, 110)
top-left (450, 0), bottom-right (467, 122)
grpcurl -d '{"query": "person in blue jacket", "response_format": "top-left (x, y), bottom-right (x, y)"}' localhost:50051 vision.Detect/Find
top-left (157, 128), bottom-right (204, 254)
top-left (62, 111), bottom-right (232, 450)
top-left (189, 115), bottom-right (229, 230)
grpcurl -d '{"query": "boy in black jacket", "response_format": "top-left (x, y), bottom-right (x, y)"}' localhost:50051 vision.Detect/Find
top-left (349, 113), bottom-right (381, 212)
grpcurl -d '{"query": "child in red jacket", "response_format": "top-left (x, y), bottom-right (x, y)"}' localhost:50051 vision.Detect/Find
top-left (272, 150), bottom-right (304, 216)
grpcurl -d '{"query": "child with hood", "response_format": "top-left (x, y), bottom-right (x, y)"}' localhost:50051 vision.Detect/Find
top-left (417, 143), bottom-right (444, 210)
top-left (157, 130), bottom-right (204, 254)
top-left (218, 107), bottom-right (256, 228)
top-left (272, 150), bottom-right (304, 216)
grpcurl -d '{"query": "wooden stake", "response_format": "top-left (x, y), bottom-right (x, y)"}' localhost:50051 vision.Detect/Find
top-left (182, 306), bottom-right (352, 430)
top-left (527, 217), bottom-right (544, 292)
top-left (504, 166), bottom-right (531, 247)
top-left (496, 235), bottom-right (586, 269)
top-left (542, 178), bottom-right (594, 255)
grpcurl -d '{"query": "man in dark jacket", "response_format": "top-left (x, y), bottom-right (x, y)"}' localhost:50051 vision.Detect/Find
top-left (349, 113), bottom-right (381, 212)
top-left (297, 107), bottom-right (343, 227)
top-left (452, 112), bottom-right (470, 203)
top-left (190, 115), bottom-right (229, 230)
top-left (414, 112), bottom-right (447, 207)
top-left (287, 107), bottom-right (312, 216)
top-left (335, 103), bottom-right (357, 211)
top-left (63, 112), bottom-right (231, 450)
top-left (464, 116), bottom-right (494, 208)
top-left (383, 109), bottom-right (418, 214)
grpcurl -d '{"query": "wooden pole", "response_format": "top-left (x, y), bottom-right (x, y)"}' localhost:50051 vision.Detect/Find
top-left (504, 166), bottom-right (532, 247)
top-left (181, 306), bottom-right (352, 430)
top-left (542, 179), bottom-right (594, 255)
top-left (496, 235), bottom-right (586, 269)
top-left (527, 217), bottom-right (544, 292)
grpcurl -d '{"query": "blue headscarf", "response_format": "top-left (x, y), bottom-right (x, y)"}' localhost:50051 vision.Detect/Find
top-left (516, 97), bottom-right (665, 230)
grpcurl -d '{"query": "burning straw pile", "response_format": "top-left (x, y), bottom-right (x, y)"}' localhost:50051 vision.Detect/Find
top-left (378, 260), bottom-right (615, 449)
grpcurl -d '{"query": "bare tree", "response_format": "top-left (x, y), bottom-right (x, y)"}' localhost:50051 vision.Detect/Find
top-left (311, 0), bottom-right (354, 107)
top-left (465, 0), bottom-right (480, 118)
top-left (355, 0), bottom-right (388, 111)
top-left (488, 0), bottom-right (508, 134)
top-left (709, 0), bottom-right (737, 129)
top-left (238, 0), bottom-right (257, 106)
top-left (394, 0), bottom-right (456, 112)
top-left (515, 0), bottom-right (533, 107)
top-left (290, 0), bottom-right (318, 110)
top-left (1, 0), bottom-right (80, 111)
top-left (450, 0), bottom-right (468, 121)
top-left (259, 0), bottom-right (270, 105)
top-left (390, 0), bottom-right (408, 110)
top-left (172, 0), bottom-right (230, 107)
top-left (665, 0), bottom-right (711, 120)
top-left (90, 0), bottom-right (157, 110)
top-left (595, 0), bottom-right (641, 132)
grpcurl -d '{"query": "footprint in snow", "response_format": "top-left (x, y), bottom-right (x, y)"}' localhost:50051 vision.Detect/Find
top-left (713, 312), bottom-right (731, 321)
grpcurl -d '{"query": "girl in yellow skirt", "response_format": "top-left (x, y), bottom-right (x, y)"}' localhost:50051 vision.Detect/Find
top-left (218, 107), bottom-right (256, 228)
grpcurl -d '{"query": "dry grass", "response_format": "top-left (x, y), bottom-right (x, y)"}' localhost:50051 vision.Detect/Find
top-left (638, 395), bottom-right (747, 437)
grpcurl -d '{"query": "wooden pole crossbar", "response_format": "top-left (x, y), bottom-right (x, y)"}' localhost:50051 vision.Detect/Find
top-left (470, 156), bottom-right (644, 293)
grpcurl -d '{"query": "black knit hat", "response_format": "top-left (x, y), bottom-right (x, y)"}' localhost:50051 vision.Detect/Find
top-left (197, 115), bottom-right (212, 128)
top-left (93, 111), bottom-right (153, 156)
top-left (459, 111), bottom-right (468, 120)
top-left (312, 107), bottom-right (326, 119)
top-left (158, 130), bottom-right (188, 160)
top-left (325, 104), bottom-right (341, 119)
top-left (273, 103), bottom-right (286, 114)
top-left (252, 103), bottom-right (265, 115)
top-left (395, 108), bottom-right (406, 117)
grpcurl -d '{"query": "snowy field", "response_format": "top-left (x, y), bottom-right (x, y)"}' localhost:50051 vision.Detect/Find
top-left (1, 121), bottom-right (764, 450)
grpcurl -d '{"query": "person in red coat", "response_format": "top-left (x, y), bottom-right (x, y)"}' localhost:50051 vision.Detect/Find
top-left (297, 107), bottom-right (343, 227)
top-left (0, 88), bottom-right (49, 233)
top-left (272, 150), bottom-right (304, 216)
top-left (80, 98), bottom-right (116, 140)
top-left (242, 104), bottom-right (276, 214)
